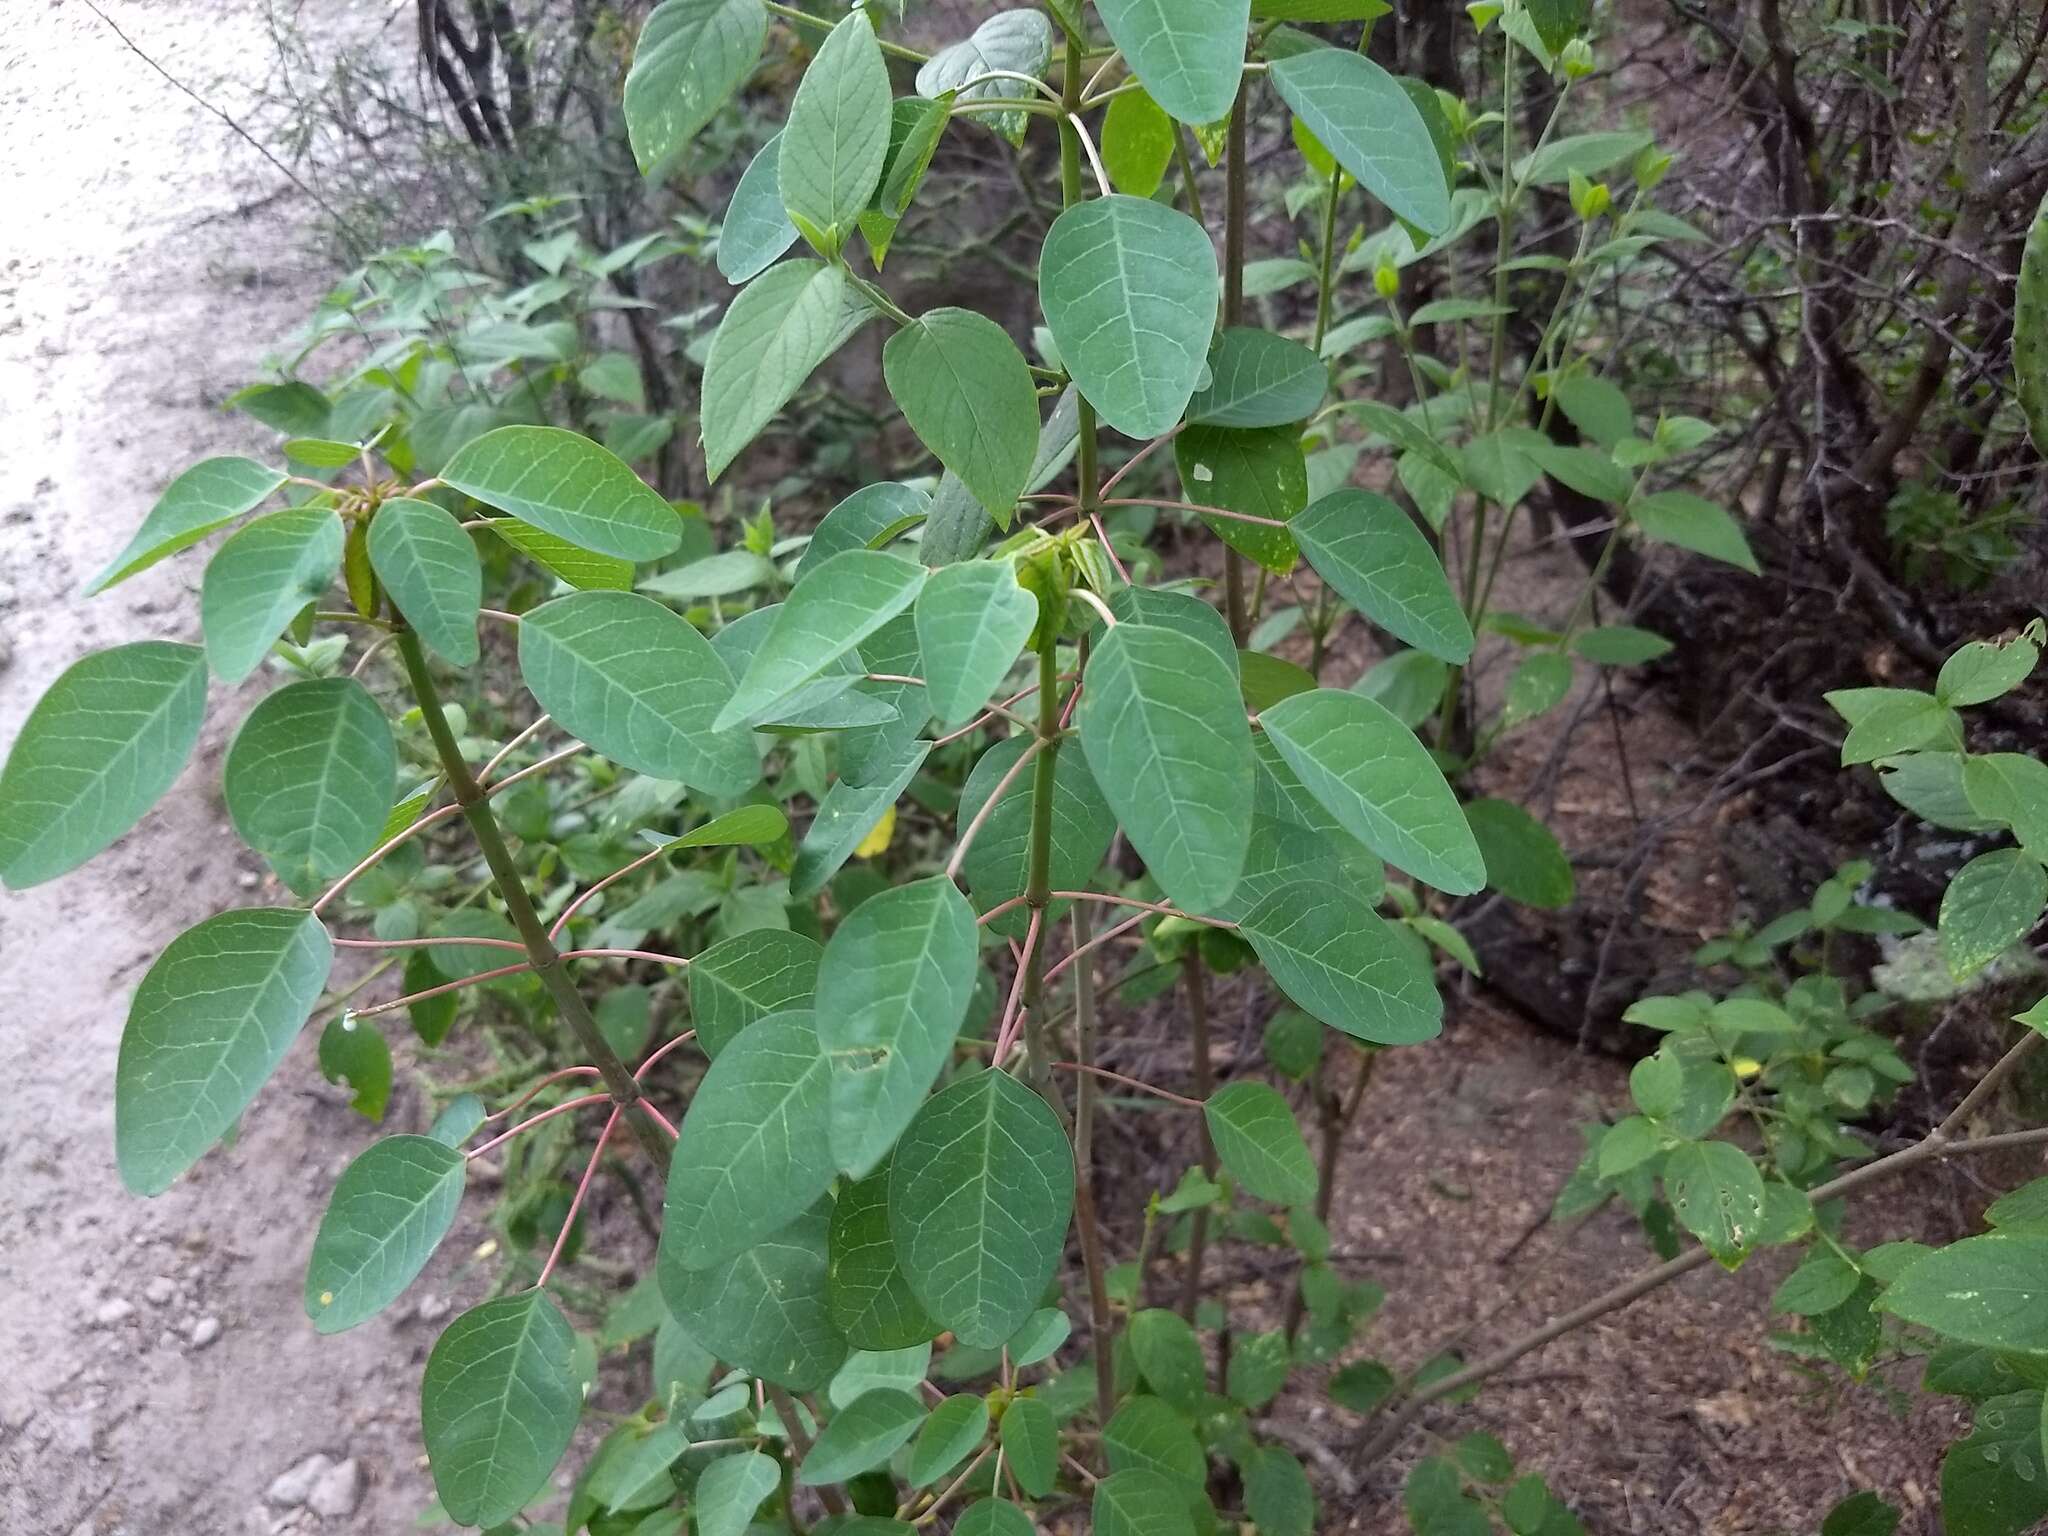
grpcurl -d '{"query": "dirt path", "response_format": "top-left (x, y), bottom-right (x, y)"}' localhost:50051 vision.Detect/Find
top-left (0, 5), bottom-right (458, 1532)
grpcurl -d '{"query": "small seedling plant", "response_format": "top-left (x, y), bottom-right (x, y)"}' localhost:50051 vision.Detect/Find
top-left (7, 3), bottom-right (2048, 1533)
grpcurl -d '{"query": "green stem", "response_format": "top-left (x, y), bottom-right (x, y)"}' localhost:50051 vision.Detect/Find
top-left (1219, 81), bottom-right (1251, 647)
top-left (1176, 949), bottom-right (1220, 1323)
top-left (396, 632), bottom-right (668, 1162)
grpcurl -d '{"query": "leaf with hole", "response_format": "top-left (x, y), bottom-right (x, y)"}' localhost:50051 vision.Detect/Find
top-left (1175, 425), bottom-right (1304, 573)
top-left (818, 876), bottom-right (980, 1177)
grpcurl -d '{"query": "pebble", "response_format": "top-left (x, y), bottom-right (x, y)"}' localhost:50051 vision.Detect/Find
top-left (306, 1458), bottom-right (364, 1519)
top-left (265, 1453), bottom-right (333, 1507)
top-left (144, 1277), bottom-right (176, 1306)
top-left (189, 1316), bottom-right (221, 1349)
top-left (93, 1298), bottom-right (135, 1328)
top-left (413, 1295), bottom-right (450, 1324)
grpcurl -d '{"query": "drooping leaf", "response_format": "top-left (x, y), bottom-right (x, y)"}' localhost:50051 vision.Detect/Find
top-left (818, 876), bottom-right (980, 1177)
top-left (2018, 190), bottom-right (2048, 457)
top-left (800, 1390), bottom-right (927, 1485)
top-left (1093, 0), bottom-right (1248, 126)
top-left (890, 1069), bottom-right (1075, 1347)
top-left (421, 1291), bottom-right (582, 1528)
top-left (0, 641), bottom-right (209, 889)
top-left (624, 0), bottom-right (768, 173)
top-left (1205, 1081), bottom-right (1318, 1206)
top-left (780, 10), bottom-right (892, 258)
top-left (1040, 197), bottom-right (1220, 439)
top-left (663, 1012), bottom-right (838, 1270)
top-left (1940, 849), bottom-right (2046, 981)
top-left (305, 1134), bottom-right (466, 1333)
top-left (885, 309), bottom-right (1039, 519)
top-left (661, 1203), bottom-right (849, 1389)
top-left (791, 739), bottom-right (932, 900)
top-left (1631, 491), bottom-right (1759, 575)
top-left (915, 561), bottom-right (1038, 727)
top-left (719, 131), bottom-right (800, 283)
top-left (1077, 622), bottom-right (1255, 913)
top-left (907, 1395), bottom-right (989, 1487)
top-left (917, 10), bottom-right (1055, 148)
top-left (716, 551), bottom-right (926, 730)
top-left (1291, 490), bottom-right (1471, 664)
top-left (829, 1168), bottom-right (940, 1349)
top-left (200, 506), bottom-right (344, 683)
top-left (1260, 687), bottom-right (1484, 894)
top-left (1128, 1308), bottom-right (1208, 1412)
top-left (367, 497), bottom-right (483, 665)
top-left (702, 259), bottom-right (871, 481)
top-left (116, 908), bottom-right (333, 1195)
top-left (1175, 425), bottom-right (1305, 573)
top-left (224, 678), bottom-right (396, 896)
top-left (1269, 48), bottom-right (1451, 232)
top-left (519, 591), bottom-right (760, 794)
top-left (1187, 328), bottom-right (1328, 429)
top-left (1000, 1394), bottom-right (1056, 1495)
top-left (87, 456), bottom-right (286, 594)
top-left (442, 426), bottom-right (683, 563)
top-left (695, 1452), bottom-right (783, 1536)
top-left (1240, 880), bottom-right (1441, 1045)
top-left (1463, 797), bottom-right (1574, 909)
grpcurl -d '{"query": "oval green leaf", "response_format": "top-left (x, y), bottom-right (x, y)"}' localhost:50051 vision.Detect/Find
top-left (660, 1203), bottom-right (849, 1390)
top-left (829, 1168), bottom-right (941, 1350)
top-left (884, 309), bottom-right (1039, 520)
top-left (799, 1389), bottom-right (927, 1485)
top-left (200, 506), bottom-right (344, 683)
top-left (624, 0), bottom-right (768, 173)
top-left (1241, 880), bottom-right (1441, 1045)
top-left (915, 561), bottom-right (1038, 728)
top-left (1040, 196), bottom-right (1220, 439)
top-left (1205, 1081), bottom-right (1318, 1207)
top-left (890, 1069), bottom-right (1075, 1348)
top-left (1094, 0), bottom-right (1248, 126)
top-left (442, 426), bottom-right (682, 563)
top-left (1291, 490), bottom-right (1471, 664)
top-left (305, 1134), bottom-right (466, 1333)
top-left (87, 456), bottom-right (285, 595)
top-left (116, 908), bottom-right (335, 1195)
top-left (1187, 329), bottom-right (1328, 429)
top-left (779, 10), bottom-right (891, 258)
top-left (688, 928), bottom-right (822, 1059)
top-left (224, 678), bottom-right (396, 896)
top-left (0, 641), bottom-right (209, 889)
top-left (715, 550), bottom-right (926, 731)
top-left (1269, 47), bottom-right (1451, 232)
top-left (421, 1290), bottom-right (582, 1528)
top-left (519, 590), bottom-right (760, 795)
top-left (367, 497), bottom-right (482, 666)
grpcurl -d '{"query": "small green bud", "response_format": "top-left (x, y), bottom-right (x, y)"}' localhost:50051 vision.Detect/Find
top-left (1466, 1), bottom-right (1504, 33)
top-left (1633, 145), bottom-right (1674, 191)
top-left (1560, 38), bottom-right (1595, 79)
top-left (1373, 262), bottom-right (1400, 300)
top-left (1569, 170), bottom-right (1610, 222)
